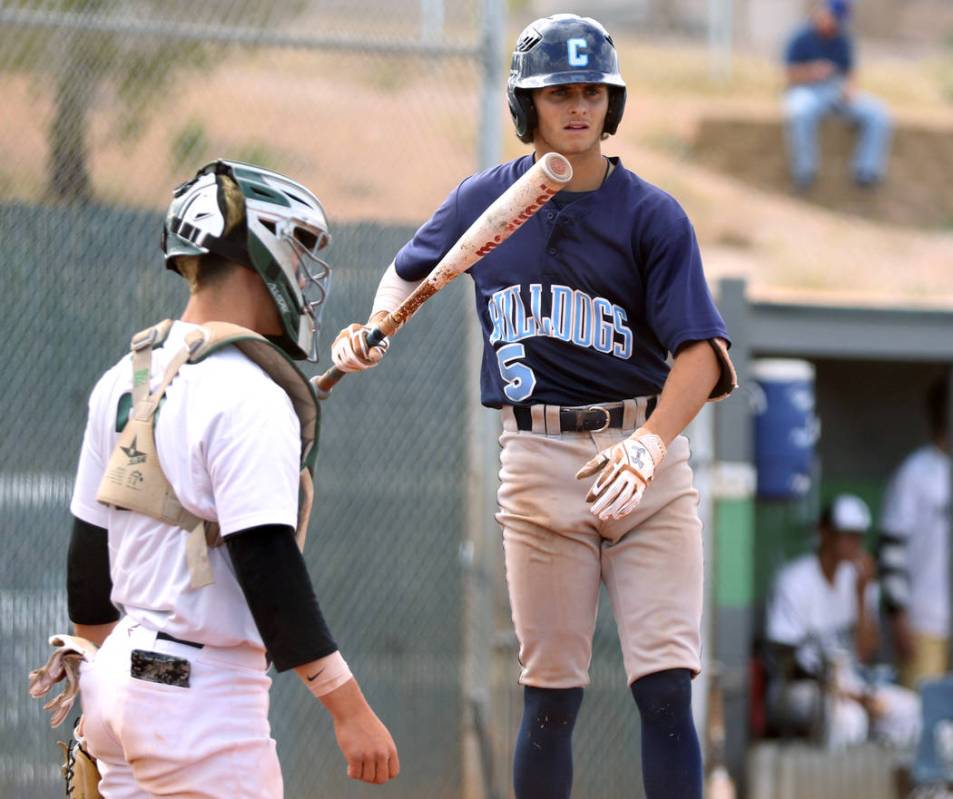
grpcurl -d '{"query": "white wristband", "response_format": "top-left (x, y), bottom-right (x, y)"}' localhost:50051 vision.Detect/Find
top-left (304, 651), bottom-right (353, 698)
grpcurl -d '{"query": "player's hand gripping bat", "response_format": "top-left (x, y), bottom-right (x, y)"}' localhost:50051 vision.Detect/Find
top-left (312, 151), bottom-right (573, 398)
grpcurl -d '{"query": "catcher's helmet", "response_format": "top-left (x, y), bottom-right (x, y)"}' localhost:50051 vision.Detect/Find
top-left (507, 14), bottom-right (627, 144)
top-left (162, 160), bottom-right (332, 362)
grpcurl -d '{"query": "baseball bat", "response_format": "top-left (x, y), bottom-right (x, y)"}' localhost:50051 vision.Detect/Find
top-left (313, 151), bottom-right (573, 398)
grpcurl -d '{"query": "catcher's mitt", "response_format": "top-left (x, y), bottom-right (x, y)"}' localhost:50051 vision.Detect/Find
top-left (58, 718), bottom-right (103, 799)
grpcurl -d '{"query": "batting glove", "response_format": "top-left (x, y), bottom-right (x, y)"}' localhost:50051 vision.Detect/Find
top-left (575, 430), bottom-right (667, 521)
top-left (331, 323), bottom-right (390, 373)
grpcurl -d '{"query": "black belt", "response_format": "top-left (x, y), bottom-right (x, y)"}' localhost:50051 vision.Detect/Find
top-left (513, 398), bottom-right (656, 433)
top-left (156, 631), bottom-right (204, 650)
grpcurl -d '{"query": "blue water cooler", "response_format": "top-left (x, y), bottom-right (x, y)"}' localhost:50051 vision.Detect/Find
top-left (751, 359), bottom-right (819, 499)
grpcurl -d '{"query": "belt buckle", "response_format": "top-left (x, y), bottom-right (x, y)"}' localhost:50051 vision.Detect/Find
top-left (586, 405), bottom-right (611, 433)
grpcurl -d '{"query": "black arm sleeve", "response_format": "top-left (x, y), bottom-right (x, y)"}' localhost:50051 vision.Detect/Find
top-left (225, 524), bottom-right (338, 672)
top-left (67, 517), bottom-right (120, 625)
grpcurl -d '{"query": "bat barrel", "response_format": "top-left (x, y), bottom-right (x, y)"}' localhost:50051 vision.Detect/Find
top-left (313, 156), bottom-right (572, 401)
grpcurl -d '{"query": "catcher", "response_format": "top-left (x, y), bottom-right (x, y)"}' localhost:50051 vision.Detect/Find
top-left (32, 161), bottom-right (399, 797)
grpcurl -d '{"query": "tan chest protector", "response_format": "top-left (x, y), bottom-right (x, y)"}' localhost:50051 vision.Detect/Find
top-left (96, 319), bottom-right (320, 589)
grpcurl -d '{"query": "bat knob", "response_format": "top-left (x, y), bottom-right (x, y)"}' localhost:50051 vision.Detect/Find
top-left (310, 374), bottom-right (333, 400)
top-left (540, 152), bottom-right (573, 184)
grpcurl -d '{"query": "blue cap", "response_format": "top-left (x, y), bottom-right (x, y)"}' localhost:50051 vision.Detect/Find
top-left (828, 0), bottom-right (851, 22)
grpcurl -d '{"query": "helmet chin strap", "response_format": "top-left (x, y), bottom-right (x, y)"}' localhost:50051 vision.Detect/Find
top-left (168, 217), bottom-right (254, 271)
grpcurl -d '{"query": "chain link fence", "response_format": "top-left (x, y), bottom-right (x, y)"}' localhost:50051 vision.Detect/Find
top-left (0, 2), bottom-right (695, 797)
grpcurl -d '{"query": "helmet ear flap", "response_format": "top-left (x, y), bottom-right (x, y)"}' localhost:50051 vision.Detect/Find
top-left (603, 86), bottom-right (627, 136)
top-left (508, 88), bottom-right (537, 144)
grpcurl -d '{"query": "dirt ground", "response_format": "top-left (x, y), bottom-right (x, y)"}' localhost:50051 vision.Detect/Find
top-left (2, 34), bottom-right (952, 307)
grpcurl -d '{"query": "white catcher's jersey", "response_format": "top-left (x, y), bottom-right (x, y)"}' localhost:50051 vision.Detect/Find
top-left (881, 444), bottom-right (951, 638)
top-left (766, 553), bottom-right (878, 679)
top-left (71, 321), bottom-right (300, 649)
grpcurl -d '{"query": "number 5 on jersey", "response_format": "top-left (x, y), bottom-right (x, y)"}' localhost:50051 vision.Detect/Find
top-left (497, 343), bottom-right (537, 403)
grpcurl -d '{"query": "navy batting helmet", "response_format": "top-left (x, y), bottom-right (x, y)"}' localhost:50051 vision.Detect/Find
top-left (507, 14), bottom-right (627, 144)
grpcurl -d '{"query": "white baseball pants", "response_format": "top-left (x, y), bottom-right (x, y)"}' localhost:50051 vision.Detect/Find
top-left (79, 616), bottom-right (282, 798)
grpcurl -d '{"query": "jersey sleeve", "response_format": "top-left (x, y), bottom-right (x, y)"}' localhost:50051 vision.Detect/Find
top-left (204, 379), bottom-right (301, 536)
top-left (394, 181), bottom-right (467, 281)
top-left (70, 376), bottom-right (113, 528)
top-left (640, 212), bottom-right (729, 356)
top-left (881, 462), bottom-right (918, 538)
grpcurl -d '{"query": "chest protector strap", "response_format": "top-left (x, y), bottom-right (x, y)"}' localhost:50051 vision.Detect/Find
top-left (96, 320), bottom-right (320, 590)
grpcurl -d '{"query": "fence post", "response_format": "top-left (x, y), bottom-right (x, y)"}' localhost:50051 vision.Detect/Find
top-left (463, 9), bottom-right (506, 799)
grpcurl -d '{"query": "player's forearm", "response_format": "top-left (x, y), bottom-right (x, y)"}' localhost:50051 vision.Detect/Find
top-left (642, 340), bottom-right (720, 446)
top-left (786, 64), bottom-right (814, 85)
top-left (854, 603), bottom-right (879, 663)
top-left (311, 674), bottom-right (375, 720)
top-left (786, 60), bottom-right (834, 86)
top-left (67, 517), bottom-right (120, 629)
top-left (370, 262), bottom-right (423, 321)
top-left (226, 524), bottom-right (339, 672)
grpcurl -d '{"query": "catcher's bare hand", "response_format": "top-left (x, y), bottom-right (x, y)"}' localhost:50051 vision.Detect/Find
top-left (334, 708), bottom-right (400, 785)
top-left (575, 429), bottom-right (666, 521)
top-left (331, 323), bottom-right (390, 373)
top-left (322, 678), bottom-right (399, 785)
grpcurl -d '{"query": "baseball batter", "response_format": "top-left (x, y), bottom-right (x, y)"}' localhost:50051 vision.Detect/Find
top-left (67, 162), bottom-right (398, 797)
top-left (332, 15), bottom-right (734, 799)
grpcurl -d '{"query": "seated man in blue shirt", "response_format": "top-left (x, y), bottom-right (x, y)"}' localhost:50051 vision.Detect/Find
top-left (783, 0), bottom-right (891, 189)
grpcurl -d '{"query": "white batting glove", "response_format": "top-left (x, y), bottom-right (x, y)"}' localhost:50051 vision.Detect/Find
top-left (331, 323), bottom-right (390, 373)
top-left (575, 430), bottom-right (667, 521)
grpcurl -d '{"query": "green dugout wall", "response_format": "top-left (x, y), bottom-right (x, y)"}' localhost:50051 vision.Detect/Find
top-left (712, 277), bottom-right (953, 791)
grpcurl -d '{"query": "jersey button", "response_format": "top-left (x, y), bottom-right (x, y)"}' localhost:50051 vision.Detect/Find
top-left (548, 247), bottom-right (557, 255)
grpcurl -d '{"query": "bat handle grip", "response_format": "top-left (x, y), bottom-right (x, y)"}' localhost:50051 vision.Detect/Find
top-left (311, 324), bottom-right (387, 400)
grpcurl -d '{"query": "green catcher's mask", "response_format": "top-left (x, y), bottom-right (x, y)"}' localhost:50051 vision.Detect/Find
top-left (161, 160), bottom-right (332, 362)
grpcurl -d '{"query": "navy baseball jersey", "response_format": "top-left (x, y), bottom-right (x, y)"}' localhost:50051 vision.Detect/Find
top-left (785, 24), bottom-right (854, 75)
top-left (395, 155), bottom-right (729, 408)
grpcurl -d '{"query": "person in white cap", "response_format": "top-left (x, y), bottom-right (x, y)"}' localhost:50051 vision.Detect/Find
top-left (765, 494), bottom-right (919, 748)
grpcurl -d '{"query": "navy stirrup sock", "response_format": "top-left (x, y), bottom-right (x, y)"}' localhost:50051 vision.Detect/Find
top-left (630, 669), bottom-right (703, 799)
top-left (513, 686), bottom-right (583, 799)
